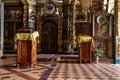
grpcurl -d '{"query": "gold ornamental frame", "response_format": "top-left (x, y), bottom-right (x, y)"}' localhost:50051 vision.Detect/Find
top-left (92, 13), bottom-right (112, 37)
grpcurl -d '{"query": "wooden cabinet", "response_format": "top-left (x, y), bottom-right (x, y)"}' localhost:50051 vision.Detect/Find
top-left (78, 42), bottom-right (92, 63)
top-left (17, 40), bottom-right (37, 68)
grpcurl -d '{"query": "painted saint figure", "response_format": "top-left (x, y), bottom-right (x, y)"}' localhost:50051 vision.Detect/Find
top-left (96, 15), bottom-right (109, 36)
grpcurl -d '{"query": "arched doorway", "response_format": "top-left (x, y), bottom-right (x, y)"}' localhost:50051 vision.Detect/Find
top-left (41, 18), bottom-right (58, 54)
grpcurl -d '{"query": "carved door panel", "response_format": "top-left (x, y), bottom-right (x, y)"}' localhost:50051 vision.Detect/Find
top-left (41, 20), bottom-right (57, 54)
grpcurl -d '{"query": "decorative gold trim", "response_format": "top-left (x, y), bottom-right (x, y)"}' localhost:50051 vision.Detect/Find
top-left (58, 6), bottom-right (63, 52)
top-left (115, 0), bottom-right (119, 36)
top-left (27, 0), bottom-right (36, 10)
top-left (44, 0), bottom-right (56, 15)
top-left (21, 0), bottom-right (28, 28)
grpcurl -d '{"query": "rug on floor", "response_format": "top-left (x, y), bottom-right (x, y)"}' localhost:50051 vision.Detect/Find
top-left (0, 62), bottom-right (57, 80)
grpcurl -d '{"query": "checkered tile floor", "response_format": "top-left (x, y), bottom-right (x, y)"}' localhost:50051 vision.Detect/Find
top-left (1, 63), bottom-right (120, 80)
top-left (48, 63), bottom-right (120, 80)
top-left (0, 55), bottom-right (120, 80)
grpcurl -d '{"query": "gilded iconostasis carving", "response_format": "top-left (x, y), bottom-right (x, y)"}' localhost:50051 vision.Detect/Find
top-left (75, 4), bottom-right (91, 36)
top-left (1, 0), bottom-right (116, 58)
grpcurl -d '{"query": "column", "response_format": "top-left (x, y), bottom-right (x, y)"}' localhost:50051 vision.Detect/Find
top-left (58, 6), bottom-right (63, 52)
top-left (21, 0), bottom-right (28, 28)
top-left (70, 0), bottom-right (76, 52)
top-left (115, 0), bottom-right (120, 64)
top-left (36, 8), bottom-right (42, 52)
top-left (63, 1), bottom-right (69, 51)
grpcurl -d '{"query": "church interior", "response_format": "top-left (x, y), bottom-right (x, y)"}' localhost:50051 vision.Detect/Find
top-left (1, 0), bottom-right (120, 80)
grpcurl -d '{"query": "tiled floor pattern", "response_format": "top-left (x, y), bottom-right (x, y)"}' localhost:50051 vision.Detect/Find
top-left (0, 62), bottom-right (56, 80)
top-left (0, 55), bottom-right (119, 80)
top-left (1, 63), bottom-right (120, 80)
top-left (48, 63), bottom-right (120, 80)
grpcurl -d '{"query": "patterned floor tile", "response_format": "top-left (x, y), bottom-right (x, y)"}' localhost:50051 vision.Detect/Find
top-left (48, 63), bottom-right (120, 80)
top-left (1, 61), bottom-right (120, 80)
top-left (0, 63), bottom-right (56, 80)
top-left (23, 69), bottom-right (48, 79)
top-left (0, 74), bottom-right (26, 80)
top-left (0, 68), bottom-right (10, 74)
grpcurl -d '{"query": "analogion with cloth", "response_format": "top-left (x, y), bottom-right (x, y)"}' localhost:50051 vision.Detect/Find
top-left (77, 36), bottom-right (93, 63)
top-left (14, 31), bottom-right (39, 68)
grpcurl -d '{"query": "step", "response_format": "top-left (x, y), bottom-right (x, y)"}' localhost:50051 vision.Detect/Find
top-left (60, 55), bottom-right (79, 59)
top-left (56, 55), bottom-right (79, 63)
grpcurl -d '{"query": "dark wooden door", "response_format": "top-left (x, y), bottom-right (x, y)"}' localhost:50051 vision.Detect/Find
top-left (41, 20), bottom-right (58, 54)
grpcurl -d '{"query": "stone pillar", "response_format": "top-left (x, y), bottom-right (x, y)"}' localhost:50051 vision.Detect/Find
top-left (27, 0), bottom-right (36, 30)
top-left (21, 0), bottom-right (28, 28)
top-left (58, 6), bottom-right (63, 52)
